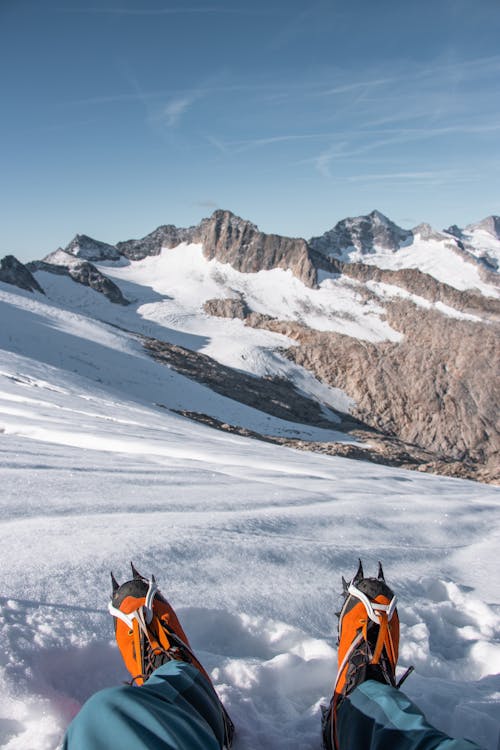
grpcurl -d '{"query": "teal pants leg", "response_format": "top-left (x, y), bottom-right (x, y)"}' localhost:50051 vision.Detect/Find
top-left (336, 680), bottom-right (482, 750)
top-left (63, 661), bottom-right (224, 750)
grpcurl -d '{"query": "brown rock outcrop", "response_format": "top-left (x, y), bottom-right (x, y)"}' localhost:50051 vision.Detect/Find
top-left (203, 296), bottom-right (250, 319)
top-left (340, 262), bottom-right (500, 319)
top-left (201, 290), bottom-right (499, 482)
top-left (244, 302), bottom-right (499, 482)
top-left (143, 335), bottom-right (361, 428)
top-left (194, 210), bottom-right (322, 287)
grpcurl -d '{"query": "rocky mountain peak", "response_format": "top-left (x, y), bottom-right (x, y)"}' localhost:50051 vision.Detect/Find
top-left (197, 209), bottom-right (319, 287)
top-left (200, 209), bottom-right (259, 234)
top-left (368, 209), bottom-right (392, 224)
top-left (465, 215), bottom-right (500, 239)
top-left (64, 234), bottom-right (121, 262)
top-left (411, 223), bottom-right (449, 242)
top-left (0, 255), bottom-right (44, 294)
top-left (309, 210), bottom-right (412, 258)
top-left (444, 224), bottom-right (463, 239)
top-left (117, 224), bottom-right (192, 260)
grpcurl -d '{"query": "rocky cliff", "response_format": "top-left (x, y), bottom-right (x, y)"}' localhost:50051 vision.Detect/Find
top-left (117, 210), bottom-right (337, 287)
top-left (204, 298), bottom-right (499, 483)
top-left (29, 253), bottom-right (129, 305)
top-left (117, 225), bottom-right (191, 260)
top-left (194, 209), bottom-right (330, 287)
top-left (63, 234), bottom-right (121, 262)
top-left (0, 255), bottom-right (44, 294)
top-left (309, 210), bottom-right (413, 257)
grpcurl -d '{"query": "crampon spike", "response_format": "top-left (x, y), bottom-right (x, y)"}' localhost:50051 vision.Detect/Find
top-left (377, 561), bottom-right (385, 581)
top-left (130, 562), bottom-right (144, 580)
top-left (111, 571), bottom-right (120, 594)
top-left (353, 558), bottom-right (364, 583)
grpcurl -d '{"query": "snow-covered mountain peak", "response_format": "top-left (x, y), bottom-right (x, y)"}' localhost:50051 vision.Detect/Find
top-left (368, 209), bottom-right (393, 225)
top-left (43, 247), bottom-right (84, 267)
top-left (309, 210), bottom-right (412, 260)
top-left (455, 216), bottom-right (500, 271)
top-left (63, 233), bottom-right (121, 262)
top-left (201, 208), bottom-right (260, 234)
top-left (0, 254), bottom-right (44, 294)
top-left (411, 223), bottom-right (457, 243)
top-left (465, 215), bottom-right (500, 240)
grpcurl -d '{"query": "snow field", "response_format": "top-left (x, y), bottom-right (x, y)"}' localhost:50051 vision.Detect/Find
top-left (0, 278), bottom-right (499, 749)
top-left (0, 395), bottom-right (499, 749)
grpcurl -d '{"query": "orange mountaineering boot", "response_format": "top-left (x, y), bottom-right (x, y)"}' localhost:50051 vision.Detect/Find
top-left (109, 563), bottom-right (234, 748)
top-left (322, 561), bottom-right (411, 750)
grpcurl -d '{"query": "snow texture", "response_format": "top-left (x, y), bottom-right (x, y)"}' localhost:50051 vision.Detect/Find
top-left (0, 280), bottom-right (499, 750)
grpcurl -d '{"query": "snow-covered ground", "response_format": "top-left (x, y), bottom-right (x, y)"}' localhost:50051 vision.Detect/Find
top-left (331, 232), bottom-right (499, 298)
top-left (0, 282), bottom-right (499, 750)
top-left (38, 242), bottom-right (402, 347)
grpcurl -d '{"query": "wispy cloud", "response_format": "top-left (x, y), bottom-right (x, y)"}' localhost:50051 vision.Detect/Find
top-left (313, 144), bottom-right (349, 179)
top-left (213, 132), bottom-right (336, 154)
top-left (194, 200), bottom-right (218, 209)
top-left (347, 171), bottom-right (454, 183)
top-left (206, 135), bottom-right (229, 154)
top-left (319, 77), bottom-right (398, 96)
top-left (58, 6), bottom-right (274, 16)
top-left (161, 93), bottom-right (200, 127)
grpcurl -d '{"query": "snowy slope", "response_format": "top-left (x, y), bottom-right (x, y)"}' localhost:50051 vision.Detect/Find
top-left (0, 283), bottom-right (499, 750)
top-left (337, 231), bottom-right (498, 298)
top-left (34, 242), bottom-right (404, 414)
top-left (461, 225), bottom-right (500, 269)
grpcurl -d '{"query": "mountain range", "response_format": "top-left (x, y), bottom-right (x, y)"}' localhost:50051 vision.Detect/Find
top-left (1, 208), bottom-right (499, 483)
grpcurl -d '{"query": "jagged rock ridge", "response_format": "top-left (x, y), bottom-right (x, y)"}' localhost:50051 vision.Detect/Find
top-left (117, 210), bottom-right (335, 287)
top-left (64, 234), bottom-right (121, 262)
top-left (117, 225), bottom-right (192, 261)
top-left (465, 215), bottom-right (500, 239)
top-left (309, 210), bottom-right (413, 257)
top-left (29, 252), bottom-right (129, 305)
top-left (3, 208), bottom-right (499, 483)
top-left (0, 255), bottom-right (44, 294)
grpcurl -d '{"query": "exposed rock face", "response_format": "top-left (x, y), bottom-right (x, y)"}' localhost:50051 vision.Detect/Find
top-left (309, 210), bottom-right (412, 257)
top-left (175, 410), bottom-right (483, 481)
top-left (143, 336), bottom-right (359, 427)
top-left (444, 224), bottom-right (464, 240)
top-left (465, 215), bottom-right (500, 239)
top-left (117, 210), bottom-right (337, 287)
top-left (412, 223), bottom-right (454, 243)
top-left (234, 302), bottom-right (499, 483)
top-left (203, 296), bottom-right (250, 319)
top-left (63, 234), bottom-right (121, 262)
top-left (28, 258), bottom-right (129, 305)
top-left (195, 210), bottom-right (322, 287)
top-left (0, 255), bottom-right (44, 294)
top-left (117, 225), bottom-right (192, 260)
top-left (339, 262), bottom-right (500, 318)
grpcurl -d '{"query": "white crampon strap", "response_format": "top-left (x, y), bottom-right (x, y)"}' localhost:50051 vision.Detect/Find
top-left (334, 582), bottom-right (397, 693)
top-left (347, 582), bottom-right (397, 624)
top-left (108, 577), bottom-right (159, 629)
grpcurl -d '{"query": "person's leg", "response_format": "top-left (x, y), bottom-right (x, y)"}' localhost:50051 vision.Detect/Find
top-left (63, 661), bottom-right (225, 750)
top-left (334, 679), bottom-right (481, 750)
top-left (322, 563), bottom-right (483, 750)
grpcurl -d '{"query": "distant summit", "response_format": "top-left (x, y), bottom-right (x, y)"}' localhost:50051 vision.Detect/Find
top-left (465, 215), bottom-right (500, 240)
top-left (0, 255), bottom-right (44, 294)
top-left (309, 210), bottom-right (412, 258)
top-left (118, 209), bottom-right (329, 287)
top-left (64, 234), bottom-right (121, 262)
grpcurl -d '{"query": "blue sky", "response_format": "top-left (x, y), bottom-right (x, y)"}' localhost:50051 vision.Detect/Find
top-left (1, 0), bottom-right (499, 261)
